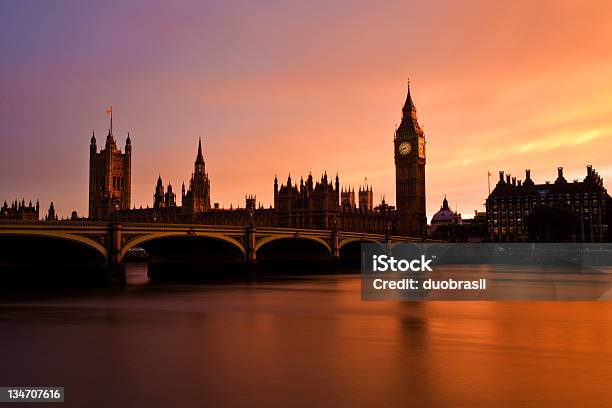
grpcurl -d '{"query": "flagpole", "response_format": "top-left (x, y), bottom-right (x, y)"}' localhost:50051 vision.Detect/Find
top-left (487, 171), bottom-right (491, 196)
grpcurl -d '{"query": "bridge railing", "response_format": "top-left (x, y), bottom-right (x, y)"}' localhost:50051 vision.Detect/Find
top-left (0, 220), bottom-right (432, 242)
top-left (0, 220), bottom-right (109, 228)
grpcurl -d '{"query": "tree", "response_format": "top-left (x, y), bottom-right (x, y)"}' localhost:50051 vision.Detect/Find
top-left (430, 223), bottom-right (462, 242)
top-left (464, 217), bottom-right (488, 242)
top-left (430, 218), bottom-right (489, 242)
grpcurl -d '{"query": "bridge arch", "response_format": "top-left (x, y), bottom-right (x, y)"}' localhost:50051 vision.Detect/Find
top-left (0, 230), bottom-right (108, 261)
top-left (120, 232), bottom-right (246, 261)
top-left (338, 237), bottom-right (383, 249)
top-left (255, 234), bottom-right (333, 271)
top-left (0, 232), bottom-right (109, 284)
top-left (255, 234), bottom-right (332, 255)
top-left (337, 238), bottom-right (385, 267)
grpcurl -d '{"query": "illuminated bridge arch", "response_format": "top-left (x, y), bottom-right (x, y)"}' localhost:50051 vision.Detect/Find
top-left (255, 234), bottom-right (332, 255)
top-left (120, 232), bottom-right (246, 261)
top-left (0, 230), bottom-right (108, 261)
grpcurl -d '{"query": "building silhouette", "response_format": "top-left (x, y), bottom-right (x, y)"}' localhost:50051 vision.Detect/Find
top-left (153, 176), bottom-right (177, 209)
top-left (394, 80), bottom-right (427, 236)
top-left (88, 113), bottom-right (131, 219)
top-left (109, 139), bottom-right (398, 234)
top-left (45, 202), bottom-right (58, 221)
top-left (358, 184), bottom-right (373, 211)
top-left (0, 199), bottom-right (39, 220)
top-left (182, 138), bottom-right (211, 213)
top-left (84, 85), bottom-right (426, 237)
top-left (273, 172), bottom-right (339, 229)
top-left (486, 166), bottom-right (611, 242)
top-left (340, 187), bottom-right (356, 209)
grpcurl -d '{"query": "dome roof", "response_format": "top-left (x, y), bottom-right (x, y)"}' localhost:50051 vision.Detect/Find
top-left (431, 197), bottom-right (460, 224)
top-left (431, 209), bottom-right (455, 223)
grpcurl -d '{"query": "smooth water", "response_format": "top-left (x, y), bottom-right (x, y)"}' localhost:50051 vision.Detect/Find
top-left (0, 263), bottom-right (611, 407)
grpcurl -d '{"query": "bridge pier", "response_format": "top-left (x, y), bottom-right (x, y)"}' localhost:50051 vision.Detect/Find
top-left (246, 226), bottom-right (257, 264)
top-left (331, 229), bottom-right (340, 261)
top-left (108, 222), bottom-right (126, 285)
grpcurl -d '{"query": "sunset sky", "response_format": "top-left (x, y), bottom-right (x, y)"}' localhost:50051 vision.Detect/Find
top-left (2, 0), bottom-right (612, 220)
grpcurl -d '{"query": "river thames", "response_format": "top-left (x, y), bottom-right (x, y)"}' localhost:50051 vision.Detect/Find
top-left (0, 263), bottom-right (611, 407)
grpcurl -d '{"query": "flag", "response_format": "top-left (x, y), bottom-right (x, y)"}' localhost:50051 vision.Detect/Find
top-left (488, 171), bottom-right (491, 177)
top-left (106, 106), bottom-right (112, 115)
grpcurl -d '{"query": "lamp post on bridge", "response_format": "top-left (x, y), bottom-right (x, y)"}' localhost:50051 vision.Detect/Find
top-left (331, 216), bottom-right (340, 262)
top-left (246, 208), bottom-right (256, 264)
top-left (109, 222), bottom-right (126, 285)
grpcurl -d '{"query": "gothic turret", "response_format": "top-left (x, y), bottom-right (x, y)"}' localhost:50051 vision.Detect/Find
top-left (195, 137), bottom-right (205, 174)
top-left (397, 79), bottom-right (423, 137)
top-left (182, 138), bottom-right (211, 213)
top-left (274, 175), bottom-right (278, 200)
top-left (46, 202), bottom-right (58, 221)
top-left (358, 183), bottom-right (373, 211)
top-left (125, 133), bottom-right (132, 154)
top-left (105, 128), bottom-right (116, 150)
top-left (154, 176), bottom-right (165, 208)
top-left (335, 173), bottom-right (340, 206)
top-left (165, 183), bottom-right (176, 207)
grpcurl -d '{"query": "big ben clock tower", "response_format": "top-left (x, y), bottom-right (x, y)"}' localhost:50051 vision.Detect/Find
top-left (394, 80), bottom-right (426, 237)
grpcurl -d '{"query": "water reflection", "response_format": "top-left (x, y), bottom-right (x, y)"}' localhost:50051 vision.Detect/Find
top-left (0, 264), bottom-right (610, 407)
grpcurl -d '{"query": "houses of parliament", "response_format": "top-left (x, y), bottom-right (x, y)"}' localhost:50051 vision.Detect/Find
top-left (6, 80), bottom-right (609, 242)
top-left (84, 84), bottom-right (428, 237)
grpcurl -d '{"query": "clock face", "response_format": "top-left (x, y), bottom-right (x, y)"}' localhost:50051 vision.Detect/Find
top-left (418, 138), bottom-right (425, 158)
top-left (398, 142), bottom-right (411, 156)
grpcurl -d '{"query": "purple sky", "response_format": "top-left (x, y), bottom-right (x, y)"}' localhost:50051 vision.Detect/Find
top-left (2, 0), bottom-right (612, 219)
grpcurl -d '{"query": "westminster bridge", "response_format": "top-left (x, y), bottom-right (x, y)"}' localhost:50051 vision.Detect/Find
top-left (0, 221), bottom-right (428, 283)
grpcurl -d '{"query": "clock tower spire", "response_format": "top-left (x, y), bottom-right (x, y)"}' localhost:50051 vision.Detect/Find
top-left (394, 80), bottom-right (426, 237)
